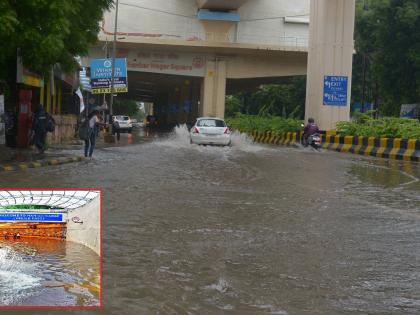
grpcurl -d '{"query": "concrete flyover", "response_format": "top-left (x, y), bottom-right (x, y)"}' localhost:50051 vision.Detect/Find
top-left (86, 0), bottom-right (310, 126)
top-left (87, 0), bottom-right (355, 130)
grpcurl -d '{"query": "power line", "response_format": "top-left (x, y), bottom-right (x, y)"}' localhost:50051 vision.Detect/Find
top-left (119, 2), bottom-right (196, 18)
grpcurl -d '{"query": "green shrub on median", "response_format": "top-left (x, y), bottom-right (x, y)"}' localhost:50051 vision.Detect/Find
top-left (336, 114), bottom-right (420, 139)
top-left (226, 114), bottom-right (303, 135)
top-left (226, 113), bottom-right (420, 140)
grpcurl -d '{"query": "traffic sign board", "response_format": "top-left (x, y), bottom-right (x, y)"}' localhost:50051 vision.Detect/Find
top-left (323, 76), bottom-right (348, 106)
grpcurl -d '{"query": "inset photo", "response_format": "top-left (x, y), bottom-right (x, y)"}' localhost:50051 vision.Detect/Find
top-left (0, 189), bottom-right (101, 308)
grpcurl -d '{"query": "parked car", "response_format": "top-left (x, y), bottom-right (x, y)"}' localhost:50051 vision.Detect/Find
top-left (190, 117), bottom-right (231, 146)
top-left (130, 119), bottom-right (143, 129)
top-left (112, 115), bottom-right (132, 133)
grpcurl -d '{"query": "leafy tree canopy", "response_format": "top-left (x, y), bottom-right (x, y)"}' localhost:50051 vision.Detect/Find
top-left (0, 0), bottom-right (113, 78)
top-left (353, 0), bottom-right (420, 115)
top-left (113, 99), bottom-right (140, 117)
top-left (225, 77), bottom-right (306, 119)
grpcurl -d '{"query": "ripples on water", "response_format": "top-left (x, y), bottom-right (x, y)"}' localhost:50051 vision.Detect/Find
top-left (0, 240), bottom-right (100, 306)
top-left (154, 125), bottom-right (265, 154)
top-left (0, 246), bottom-right (41, 305)
top-left (0, 127), bottom-right (419, 314)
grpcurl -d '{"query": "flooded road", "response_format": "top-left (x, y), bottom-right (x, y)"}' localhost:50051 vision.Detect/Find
top-left (0, 239), bottom-right (100, 306)
top-left (0, 127), bottom-right (419, 314)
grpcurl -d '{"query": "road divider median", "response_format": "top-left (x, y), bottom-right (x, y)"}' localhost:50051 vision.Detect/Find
top-left (244, 130), bottom-right (420, 162)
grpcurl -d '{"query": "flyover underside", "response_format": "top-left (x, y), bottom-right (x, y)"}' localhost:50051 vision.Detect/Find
top-left (125, 72), bottom-right (299, 126)
top-left (125, 71), bottom-right (202, 126)
top-left (88, 41), bottom-right (307, 122)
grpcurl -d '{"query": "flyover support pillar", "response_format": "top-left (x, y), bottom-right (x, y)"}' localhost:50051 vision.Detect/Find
top-left (201, 59), bottom-right (226, 118)
top-left (305, 0), bottom-right (356, 130)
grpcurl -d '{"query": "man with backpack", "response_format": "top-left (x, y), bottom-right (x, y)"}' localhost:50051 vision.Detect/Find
top-left (32, 104), bottom-right (55, 153)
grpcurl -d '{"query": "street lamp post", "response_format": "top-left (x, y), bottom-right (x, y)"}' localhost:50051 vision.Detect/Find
top-left (108, 0), bottom-right (119, 136)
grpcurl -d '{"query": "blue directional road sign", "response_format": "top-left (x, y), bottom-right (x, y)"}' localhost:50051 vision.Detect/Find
top-left (323, 76), bottom-right (348, 106)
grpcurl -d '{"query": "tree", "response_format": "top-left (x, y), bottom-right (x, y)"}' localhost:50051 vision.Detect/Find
top-left (113, 99), bottom-right (139, 117)
top-left (353, 0), bottom-right (420, 116)
top-left (225, 76), bottom-right (306, 119)
top-left (225, 95), bottom-right (242, 117)
top-left (0, 0), bottom-right (113, 85)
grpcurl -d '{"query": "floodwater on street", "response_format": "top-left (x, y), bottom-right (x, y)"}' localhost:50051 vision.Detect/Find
top-left (0, 126), bottom-right (419, 314)
top-left (0, 238), bottom-right (100, 306)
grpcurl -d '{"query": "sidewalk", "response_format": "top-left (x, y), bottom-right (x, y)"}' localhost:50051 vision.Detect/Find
top-left (0, 141), bottom-right (85, 172)
top-left (0, 130), bottom-right (154, 172)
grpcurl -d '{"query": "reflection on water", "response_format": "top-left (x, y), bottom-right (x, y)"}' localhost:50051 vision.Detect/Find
top-left (0, 128), bottom-right (419, 314)
top-left (348, 159), bottom-right (419, 188)
top-left (0, 238), bottom-right (100, 306)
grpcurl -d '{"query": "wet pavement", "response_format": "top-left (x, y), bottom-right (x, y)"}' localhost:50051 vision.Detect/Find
top-left (0, 141), bottom-right (83, 165)
top-left (0, 126), bottom-right (419, 314)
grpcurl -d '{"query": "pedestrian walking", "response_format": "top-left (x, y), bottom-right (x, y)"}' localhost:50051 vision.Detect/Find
top-left (4, 110), bottom-right (17, 147)
top-left (32, 104), bottom-right (54, 153)
top-left (84, 110), bottom-right (101, 158)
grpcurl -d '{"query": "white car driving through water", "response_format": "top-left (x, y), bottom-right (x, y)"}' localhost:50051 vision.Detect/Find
top-left (190, 117), bottom-right (231, 146)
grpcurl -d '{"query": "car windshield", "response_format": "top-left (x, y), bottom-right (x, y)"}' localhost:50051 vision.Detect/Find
top-left (197, 119), bottom-right (226, 127)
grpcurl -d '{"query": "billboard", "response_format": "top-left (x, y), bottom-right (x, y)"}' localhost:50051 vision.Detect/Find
top-left (90, 58), bottom-right (128, 94)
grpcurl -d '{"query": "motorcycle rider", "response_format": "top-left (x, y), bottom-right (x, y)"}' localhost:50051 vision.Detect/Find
top-left (303, 118), bottom-right (320, 147)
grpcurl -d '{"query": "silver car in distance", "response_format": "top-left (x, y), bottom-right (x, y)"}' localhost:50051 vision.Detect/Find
top-left (190, 117), bottom-right (231, 146)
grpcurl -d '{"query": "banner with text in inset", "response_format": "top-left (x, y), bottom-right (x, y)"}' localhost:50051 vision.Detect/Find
top-left (90, 58), bottom-right (128, 94)
top-left (0, 213), bottom-right (64, 222)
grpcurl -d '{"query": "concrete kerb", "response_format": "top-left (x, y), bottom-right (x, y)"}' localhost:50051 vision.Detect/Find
top-left (246, 130), bottom-right (420, 162)
top-left (247, 130), bottom-right (303, 148)
top-left (0, 156), bottom-right (86, 172)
